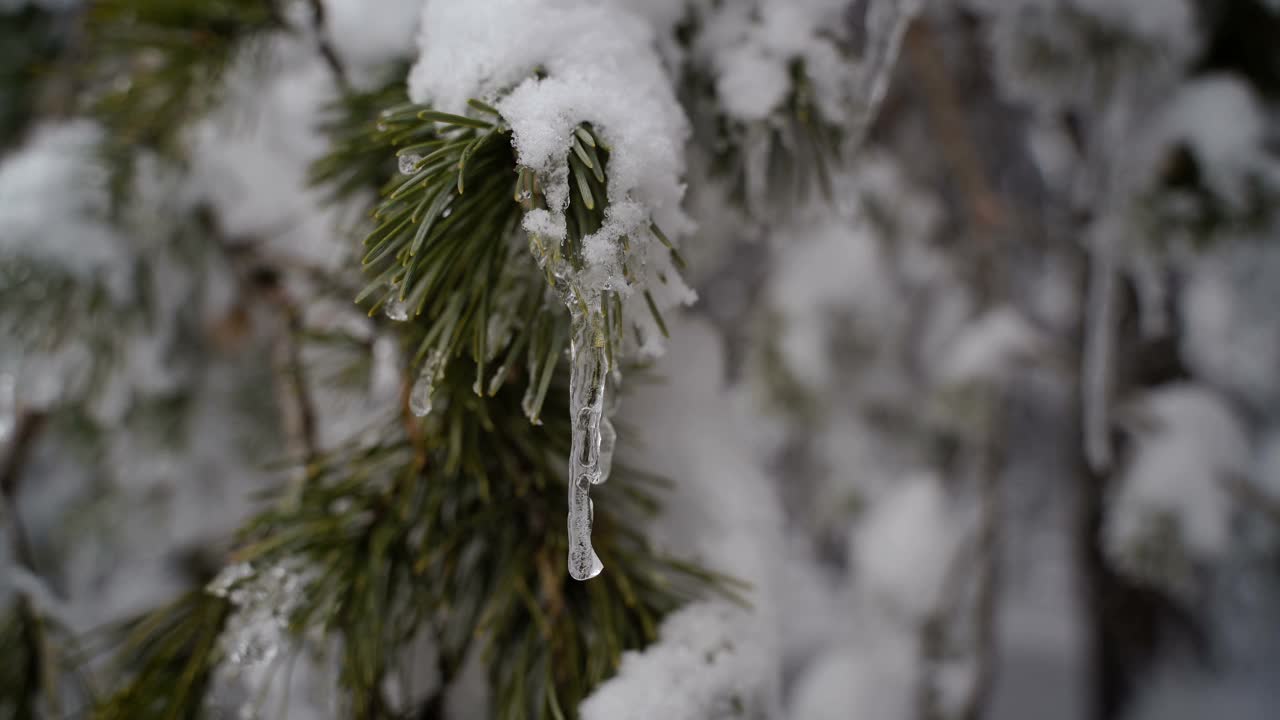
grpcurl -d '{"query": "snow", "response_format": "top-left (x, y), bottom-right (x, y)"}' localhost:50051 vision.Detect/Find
top-left (1181, 241), bottom-right (1280, 411)
top-left (1158, 76), bottom-right (1275, 212)
top-left (854, 473), bottom-right (961, 622)
top-left (0, 121), bottom-right (132, 299)
top-left (767, 216), bottom-right (897, 388)
top-left (187, 37), bottom-right (352, 271)
top-left (1107, 384), bottom-right (1250, 567)
top-left (211, 562), bottom-right (307, 668)
top-left (410, 0), bottom-right (692, 308)
top-left (693, 0), bottom-right (919, 131)
top-left (321, 0), bottom-right (420, 72)
top-left (788, 642), bottom-right (916, 720)
top-left (936, 307), bottom-right (1042, 387)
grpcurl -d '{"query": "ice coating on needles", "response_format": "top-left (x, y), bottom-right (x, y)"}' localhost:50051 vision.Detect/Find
top-left (408, 0), bottom-right (697, 579)
top-left (408, 0), bottom-right (695, 321)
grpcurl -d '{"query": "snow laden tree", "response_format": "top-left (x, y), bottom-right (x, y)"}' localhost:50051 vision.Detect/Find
top-left (0, 0), bottom-right (917, 718)
top-left (967, 1), bottom-right (1280, 718)
top-left (5, 1), bottom-right (1280, 720)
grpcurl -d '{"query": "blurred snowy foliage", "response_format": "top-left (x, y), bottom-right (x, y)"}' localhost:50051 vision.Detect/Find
top-left (2, 0), bottom-right (1280, 719)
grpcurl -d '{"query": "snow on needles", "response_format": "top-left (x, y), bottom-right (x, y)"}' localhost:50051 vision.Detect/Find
top-left (409, 0), bottom-right (694, 316)
top-left (1107, 384), bottom-right (1249, 567)
top-left (0, 121), bottom-right (132, 300)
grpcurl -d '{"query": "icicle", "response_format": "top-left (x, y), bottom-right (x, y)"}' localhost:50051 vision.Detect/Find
top-left (847, 0), bottom-right (922, 147)
top-left (566, 302), bottom-right (608, 580)
top-left (410, 350), bottom-right (444, 418)
top-left (398, 153), bottom-right (423, 175)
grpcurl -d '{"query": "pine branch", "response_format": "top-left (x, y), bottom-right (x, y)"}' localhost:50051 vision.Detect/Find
top-left (83, 0), bottom-right (284, 196)
top-left (93, 591), bottom-right (233, 720)
top-left (319, 95), bottom-right (668, 427)
top-left (689, 58), bottom-right (841, 215)
top-left (216, 367), bottom-right (740, 718)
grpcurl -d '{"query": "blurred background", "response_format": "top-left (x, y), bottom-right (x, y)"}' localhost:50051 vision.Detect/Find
top-left (1, 1), bottom-right (1279, 719)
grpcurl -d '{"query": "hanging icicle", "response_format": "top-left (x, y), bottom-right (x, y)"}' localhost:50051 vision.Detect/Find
top-left (566, 299), bottom-right (608, 581)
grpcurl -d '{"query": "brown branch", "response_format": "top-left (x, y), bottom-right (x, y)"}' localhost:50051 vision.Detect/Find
top-left (903, 23), bottom-right (1009, 238)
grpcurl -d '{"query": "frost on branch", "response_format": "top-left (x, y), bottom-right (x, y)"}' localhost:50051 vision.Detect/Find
top-left (684, 0), bottom-right (921, 210)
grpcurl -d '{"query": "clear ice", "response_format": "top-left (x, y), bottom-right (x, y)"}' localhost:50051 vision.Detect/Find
top-left (410, 350), bottom-right (444, 417)
top-left (385, 296), bottom-right (410, 321)
top-left (398, 153), bottom-right (423, 175)
top-left (566, 303), bottom-right (608, 581)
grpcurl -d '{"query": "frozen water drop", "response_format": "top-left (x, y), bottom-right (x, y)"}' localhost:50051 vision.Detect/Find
top-left (410, 352), bottom-right (443, 417)
top-left (521, 382), bottom-right (540, 424)
top-left (384, 296), bottom-right (410, 321)
top-left (442, 207), bottom-right (453, 218)
top-left (399, 153), bottom-right (423, 175)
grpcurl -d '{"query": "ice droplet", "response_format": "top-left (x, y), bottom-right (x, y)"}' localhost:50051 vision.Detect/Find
top-left (441, 207), bottom-right (453, 218)
top-left (384, 296), bottom-right (410, 321)
top-left (410, 351), bottom-right (444, 417)
top-left (211, 562), bottom-right (304, 671)
top-left (398, 153), bottom-right (423, 175)
top-left (521, 381), bottom-right (541, 425)
top-left (566, 305), bottom-right (608, 580)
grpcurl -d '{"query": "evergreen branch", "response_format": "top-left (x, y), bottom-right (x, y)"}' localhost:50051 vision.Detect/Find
top-left (687, 58), bottom-right (843, 215)
top-left (223, 366), bottom-right (732, 718)
top-left (308, 67), bottom-right (410, 203)
top-left (313, 92), bottom-right (652, 425)
top-left (82, 0), bottom-right (284, 196)
top-left (93, 591), bottom-right (233, 720)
